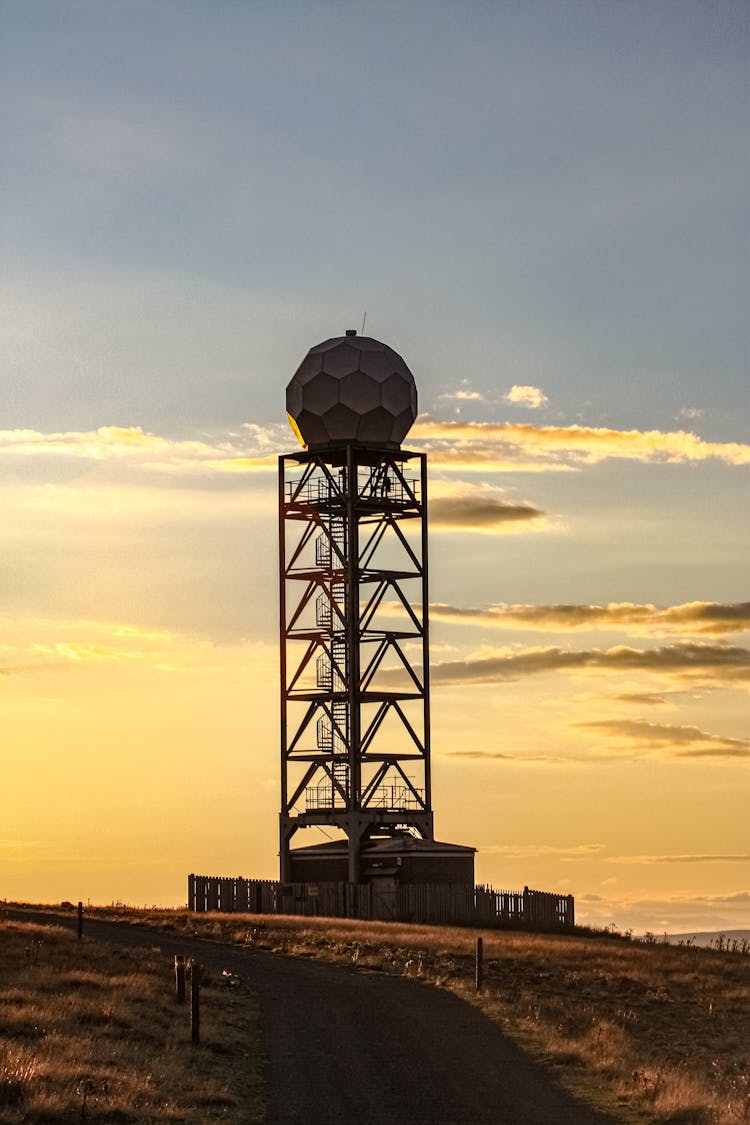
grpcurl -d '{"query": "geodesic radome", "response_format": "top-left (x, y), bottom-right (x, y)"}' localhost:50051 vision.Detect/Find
top-left (286, 333), bottom-right (417, 450)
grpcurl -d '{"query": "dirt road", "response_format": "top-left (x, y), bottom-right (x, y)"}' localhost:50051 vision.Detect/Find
top-left (8, 909), bottom-right (621, 1124)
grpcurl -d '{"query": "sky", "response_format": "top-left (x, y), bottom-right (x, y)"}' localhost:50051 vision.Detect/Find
top-left (1, 0), bottom-right (748, 934)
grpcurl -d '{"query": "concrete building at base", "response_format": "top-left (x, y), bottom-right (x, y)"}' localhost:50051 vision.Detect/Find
top-left (286, 836), bottom-right (476, 887)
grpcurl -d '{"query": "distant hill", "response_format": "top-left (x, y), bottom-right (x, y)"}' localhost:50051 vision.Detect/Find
top-left (668, 929), bottom-right (750, 948)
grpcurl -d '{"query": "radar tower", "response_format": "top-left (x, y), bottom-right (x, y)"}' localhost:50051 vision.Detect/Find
top-left (279, 331), bottom-right (432, 883)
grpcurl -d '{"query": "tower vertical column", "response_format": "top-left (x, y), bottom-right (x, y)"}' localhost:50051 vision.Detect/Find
top-left (278, 455), bottom-right (290, 884)
top-left (420, 452), bottom-right (432, 816)
top-left (345, 444), bottom-right (361, 883)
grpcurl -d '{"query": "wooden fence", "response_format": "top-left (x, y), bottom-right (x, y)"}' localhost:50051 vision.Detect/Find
top-left (187, 874), bottom-right (574, 931)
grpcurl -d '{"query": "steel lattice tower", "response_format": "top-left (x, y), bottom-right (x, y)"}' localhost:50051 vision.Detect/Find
top-left (279, 333), bottom-right (432, 883)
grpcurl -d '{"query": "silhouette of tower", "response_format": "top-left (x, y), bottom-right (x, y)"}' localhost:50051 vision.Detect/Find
top-left (279, 331), bottom-right (434, 883)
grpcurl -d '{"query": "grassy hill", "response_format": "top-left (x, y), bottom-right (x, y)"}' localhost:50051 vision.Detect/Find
top-left (0, 917), bottom-right (262, 1123)
top-left (3, 905), bottom-right (749, 1123)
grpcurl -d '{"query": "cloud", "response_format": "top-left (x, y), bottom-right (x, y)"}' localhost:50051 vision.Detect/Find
top-left (411, 418), bottom-right (750, 469)
top-left (0, 426), bottom-right (280, 474)
top-left (444, 716), bottom-right (749, 768)
top-left (440, 390), bottom-right (484, 401)
top-left (438, 379), bottom-right (484, 402)
top-left (426, 600), bottom-right (750, 637)
top-left (575, 890), bottom-right (750, 934)
top-left (32, 641), bottom-right (126, 663)
top-left (448, 750), bottom-right (570, 765)
top-left (429, 497), bottom-right (546, 531)
top-left (573, 719), bottom-right (750, 759)
top-left (417, 447), bottom-right (577, 473)
top-left (446, 747), bottom-right (625, 767)
top-left (5, 621), bottom-right (211, 674)
top-left (609, 692), bottom-right (670, 706)
top-left (608, 853), bottom-right (750, 865)
top-left (676, 406), bottom-right (704, 424)
top-left (422, 481), bottom-right (552, 534)
top-left (504, 385), bottom-right (549, 409)
top-left (9, 416), bottom-right (748, 486)
top-left (0, 617), bottom-right (274, 678)
top-left (427, 641), bottom-right (750, 687)
top-left (477, 843), bottom-right (606, 859)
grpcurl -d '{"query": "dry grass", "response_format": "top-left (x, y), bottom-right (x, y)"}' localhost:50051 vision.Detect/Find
top-left (0, 919), bottom-right (262, 1123)
top-left (85, 906), bottom-right (748, 1125)
top-left (11, 904), bottom-right (750, 1123)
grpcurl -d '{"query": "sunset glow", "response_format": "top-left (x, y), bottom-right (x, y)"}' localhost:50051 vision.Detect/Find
top-left (2, 0), bottom-right (747, 934)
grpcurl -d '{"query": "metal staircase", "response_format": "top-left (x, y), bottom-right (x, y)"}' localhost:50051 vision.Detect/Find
top-left (313, 514), bottom-right (349, 806)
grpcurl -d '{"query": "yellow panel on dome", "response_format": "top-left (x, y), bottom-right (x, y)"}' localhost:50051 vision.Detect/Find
top-left (287, 412), bottom-right (307, 450)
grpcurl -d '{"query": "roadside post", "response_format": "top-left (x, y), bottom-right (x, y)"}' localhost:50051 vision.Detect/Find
top-left (77, 901), bottom-right (84, 940)
top-left (190, 960), bottom-right (201, 1044)
top-left (475, 936), bottom-right (483, 991)
top-left (174, 955), bottom-right (186, 1002)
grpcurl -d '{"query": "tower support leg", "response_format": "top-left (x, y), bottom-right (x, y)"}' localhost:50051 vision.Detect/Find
top-left (347, 833), bottom-right (360, 885)
top-left (279, 817), bottom-right (296, 884)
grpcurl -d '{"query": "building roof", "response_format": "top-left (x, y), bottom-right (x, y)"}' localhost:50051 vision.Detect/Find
top-left (289, 836), bottom-right (476, 858)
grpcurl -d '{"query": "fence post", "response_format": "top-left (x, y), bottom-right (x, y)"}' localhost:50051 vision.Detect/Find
top-left (174, 955), bottom-right (186, 1002)
top-left (190, 961), bottom-right (201, 1044)
top-left (475, 936), bottom-right (483, 991)
top-left (77, 901), bottom-right (84, 940)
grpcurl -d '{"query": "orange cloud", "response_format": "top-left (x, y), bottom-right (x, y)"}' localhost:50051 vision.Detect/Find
top-left (411, 418), bottom-right (750, 468)
top-left (426, 600), bottom-right (750, 636)
top-left (475, 843), bottom-right (606, 858)
top-left (447, 750), bottom-right (571, 765)
top-left (6, 417), bottom-right (748, 481)
top-left (609, 692), bottom-right (670, 706)
top-left (573, 719), bottom-right (750, 759)
top-left (0, 618), bottom-right (272, 678)
top-left (427, 642), bottom-right (750, 686)
top-left (607, 854), bottom-right (750, 865)
top-left (0, 426), bottom-right (279, 472)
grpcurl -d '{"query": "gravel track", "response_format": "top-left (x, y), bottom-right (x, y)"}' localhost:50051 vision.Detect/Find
top-left (7, 909), bottom-right (621, 1124)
